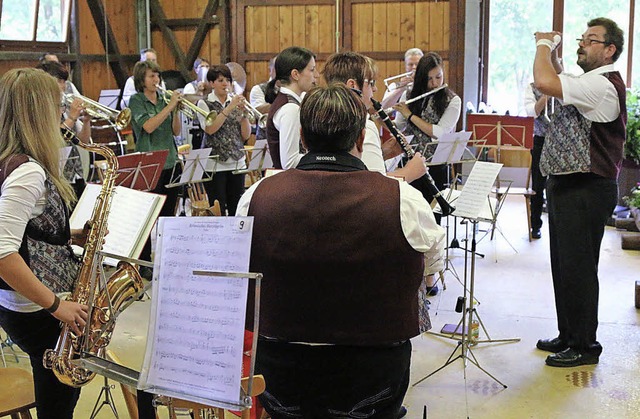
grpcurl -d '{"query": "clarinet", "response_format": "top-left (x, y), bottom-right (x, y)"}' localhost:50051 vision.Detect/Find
top-left (371, 98), bottom-right (455, 216)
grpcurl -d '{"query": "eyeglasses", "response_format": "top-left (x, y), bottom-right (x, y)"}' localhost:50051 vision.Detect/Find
top-left (576, 38), bottom-right (610, 46)
top-left (349, 87), bottom-right (363, 97)
top-left (363, 79), bottom-right (376, 87)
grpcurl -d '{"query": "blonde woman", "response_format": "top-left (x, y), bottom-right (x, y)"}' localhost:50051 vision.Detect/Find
top-left (0, 68), bottom-right (89, 418)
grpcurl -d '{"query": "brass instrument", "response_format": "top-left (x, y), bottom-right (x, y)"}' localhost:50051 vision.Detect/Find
top-left (43, 128), bottom-right (145, 387)
top-left (227, 88), bottom-right (267, 129)
top-left (63, 93), bottom-right (131, 130)
top-left (383, 70), bottom-right (414, 91)
top-left (383, 84), bottom-right (448, 114)
top-left (156, 84), bottom-right (217, 126)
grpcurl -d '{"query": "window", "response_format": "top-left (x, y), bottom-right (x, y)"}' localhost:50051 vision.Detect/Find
top-left (0, 0), bottom-right (71, 43)
top-left (486, 0), bottom-right (554, 115)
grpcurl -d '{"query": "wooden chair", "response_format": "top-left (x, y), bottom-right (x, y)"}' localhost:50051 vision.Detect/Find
top-left (491, 147), bottom-right (536, 241)
top-left (0, 368), bottom-right (36, 419)
top-left (188, 182), bottom-right (221, 216)
top-left (233, 140), bottom-right (273, 187)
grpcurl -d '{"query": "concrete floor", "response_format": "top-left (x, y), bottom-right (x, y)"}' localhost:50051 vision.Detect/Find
top-left (2, 195), bottom-right (639, 418)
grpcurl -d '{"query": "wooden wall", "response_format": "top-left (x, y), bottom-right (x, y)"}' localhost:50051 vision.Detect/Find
top-left (233, 0), bottom-right (463, 103)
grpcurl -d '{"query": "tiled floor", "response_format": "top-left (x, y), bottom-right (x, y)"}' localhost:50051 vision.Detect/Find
top-left (2, 195), bottom-right (639, 418)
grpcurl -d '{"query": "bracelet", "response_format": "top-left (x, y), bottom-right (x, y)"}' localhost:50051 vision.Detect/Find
top-left (221, 111), bottom-right (228, 117)
top-left (408, 113), bottom-right (414, 121)
top-left (45, 295), bottom-right (61, 314)
top-left (536, 39), bottom-right (555, 50)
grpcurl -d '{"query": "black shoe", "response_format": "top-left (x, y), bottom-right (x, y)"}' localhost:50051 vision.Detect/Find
top-left (397, 406), bottom-right (408, 418)
top-left (139, 266), bottom-right (153, 281)
top-left (531, 228), bottom-right (542, 239)
top-left (426, 285), bottom-right (439, 296)
top-left (545, 348), bottom-right (599, 367)
top-left (536, 337), bottom-right (568, 353)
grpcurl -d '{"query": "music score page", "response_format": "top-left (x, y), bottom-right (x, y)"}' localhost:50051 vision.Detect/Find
top-left (139, 216), bottom-right (253, 408)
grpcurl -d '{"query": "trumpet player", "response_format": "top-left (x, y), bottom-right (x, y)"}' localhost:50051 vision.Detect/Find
top-left (196, 65), bottom-right (251, 216)
top-left (129, 60), bottom-right (182, 269)
top-left (36, 61), bottom-right (91, 199)
top-left (380, 47), bottom-right (423, 109)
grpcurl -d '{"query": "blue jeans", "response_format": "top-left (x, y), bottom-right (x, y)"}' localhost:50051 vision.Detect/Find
top-left (0, 306), bottom-right (80, 418)
top-left (256, 338), bottom-right (411, 419)
top-left (546, 173), bottom-right (617, 353)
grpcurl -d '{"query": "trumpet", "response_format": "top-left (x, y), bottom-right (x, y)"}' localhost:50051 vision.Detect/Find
top-left (383, 70), bottom-right (414, 91)
top-left (63, 93), bottom-right (131, 130)
top-left (384, 84), bottom-right (448, 114)
top-left (226, 89), bottom-right (268, 129)
top-left (155, 84), bottom-right (216, 126)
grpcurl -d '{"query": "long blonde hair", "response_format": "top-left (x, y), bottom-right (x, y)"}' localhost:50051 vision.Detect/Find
top-left (0, 68), bottom-right (76, 206)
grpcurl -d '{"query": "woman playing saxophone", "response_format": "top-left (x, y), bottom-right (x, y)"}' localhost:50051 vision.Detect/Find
top-left (0, 68), bottom-right (90, 418)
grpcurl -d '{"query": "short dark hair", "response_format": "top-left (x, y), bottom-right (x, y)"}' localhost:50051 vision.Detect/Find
top-left (36, 61), bottom-right (69, 81)
top-left (300, 83), bottom-right (367, 153)
top-left (323, 51), bottom-right (368, 90)
top-left (588, 17), bottom-right (624, 62)
top-left (206, 65), bottom-right (232, 83)
top-left (133, 60), bottom-right (161, 92)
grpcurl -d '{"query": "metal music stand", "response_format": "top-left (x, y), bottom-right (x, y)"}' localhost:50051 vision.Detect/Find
top-left (96, 150), bottom-right (169, 191)
top-left (164, 148), bottom-right (217, 216)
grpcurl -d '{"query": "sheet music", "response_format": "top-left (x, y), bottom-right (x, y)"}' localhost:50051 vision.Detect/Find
top-left (433, 188), bottom-right (498, 221)
top-left (70, 184), bottom-right (165, 266)
top-left (139, 216), bottom-right (253, 407)
top-left (179, 148), bottom-right (212, 184)
top-left (429, 131), bottom-right (472, 165)
top-left (454, 161), bottom-right (502, 219)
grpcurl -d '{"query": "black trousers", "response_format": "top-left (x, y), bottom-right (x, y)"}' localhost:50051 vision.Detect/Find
top-left (203, 171), bottom-right (245, 216)
top-left (410, 163), bottom-right (448, 225)
top-left (0, 306), bottom-right (80, 418)
top-left (546, 173), bottom-right (617, 353)
top-left (530, 135), bottom-right (546, 230)
top-left (256, 339), bottom-right (411, 419)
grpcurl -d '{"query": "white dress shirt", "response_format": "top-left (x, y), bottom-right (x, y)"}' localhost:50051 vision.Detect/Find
top-left (559, 64), bottom-right (620, 122)
top-left (272, 86), bottom-right (304, 169)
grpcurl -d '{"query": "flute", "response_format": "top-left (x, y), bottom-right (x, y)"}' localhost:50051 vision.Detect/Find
top-left (371, 98), bottom-right (455, 216)
top-left (384, 84), bottom-right (448, 114)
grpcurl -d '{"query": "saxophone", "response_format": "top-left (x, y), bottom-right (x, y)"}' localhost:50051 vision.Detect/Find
top-left (43, 128), bottom-right (145, 387)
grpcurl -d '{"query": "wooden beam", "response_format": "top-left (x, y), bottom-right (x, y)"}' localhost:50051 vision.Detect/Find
top-left (220, 0), bottom-right (231, 63)
top-left (185, 0), bottom-right (220, 70)
top-left (149, 0), bottom-right (190, 82)
top-left (86, 0), bottom-right (129, 88)
top-left (0, 52), bottom-right (139, 62)
top-left (151, 17), bottom-right (220, 30)
top-left (70, 0), bottom-right (83, 92)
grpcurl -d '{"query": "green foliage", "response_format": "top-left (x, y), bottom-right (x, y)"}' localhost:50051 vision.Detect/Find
top-left (626, 90), bottom-right (640, 165)
top-left (623, 183), bottom-right (640, 208)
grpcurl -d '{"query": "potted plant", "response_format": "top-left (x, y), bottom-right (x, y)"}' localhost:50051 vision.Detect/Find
top-left (619, 90), bottom-right (640, 206)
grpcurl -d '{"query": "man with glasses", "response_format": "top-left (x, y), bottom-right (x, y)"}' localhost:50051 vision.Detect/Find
top-left (533, 18), bottom-right (626, 367)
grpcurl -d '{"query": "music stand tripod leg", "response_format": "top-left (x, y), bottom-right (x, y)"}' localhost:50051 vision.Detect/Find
top-left (89, 376), bottom-right (119, 419)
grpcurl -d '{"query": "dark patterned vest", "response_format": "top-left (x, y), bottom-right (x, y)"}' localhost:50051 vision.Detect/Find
top-left (403, 94), bottom-right (454, 159)
top-left (246, 158), bottom-right (424, 345)
top-left (0, 156), bottom-right (79, 293)
top-left (540, 71), bottom-right (626, 179)
top-left (203, 99), bottom-right (245, 161)
top-left (265, 92), bottom-right (301, 169)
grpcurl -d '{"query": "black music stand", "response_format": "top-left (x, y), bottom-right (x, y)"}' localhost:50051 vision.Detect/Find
top-left (414, 161), bottom-right (519, 389)
top-left (165, 148), bottom-right (217, 216)
top-left (104, 150), bottom-right (168, 191)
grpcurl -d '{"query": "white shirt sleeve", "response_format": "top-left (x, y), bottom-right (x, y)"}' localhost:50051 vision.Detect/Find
top-left (121, 77), bottom-right (136, 108)
top-left (524, 84), bottom-right (539, 117)
top-left (235, 180), bottom-right (262, 216)
top-left (250, 84), bottom-right (267, 107)
top-left (0, 162), bottom-right (47, 260)
top-left (399, 181), bottom-right (446, 274)
top-left (273, 103), bottom-right (303, 169)
top-left (183, 82), bottom-right (197, 95)
top-left (559, 68), bottom-right (620, 122)
top-left (431, 95), bottom-right (462, 139)
top-left (361, 119), bottom-right (386, 175)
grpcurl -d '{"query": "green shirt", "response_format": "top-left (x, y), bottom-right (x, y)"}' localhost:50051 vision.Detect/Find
top-left (129, 92), bottom-right (178, 170)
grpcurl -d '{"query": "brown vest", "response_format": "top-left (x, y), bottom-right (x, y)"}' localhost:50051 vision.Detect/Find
top-left (247, 169), bottom-right (424, 345)
top-left (265, 92), bottom-right (300, 169)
